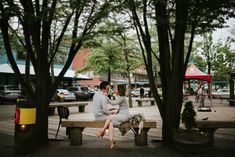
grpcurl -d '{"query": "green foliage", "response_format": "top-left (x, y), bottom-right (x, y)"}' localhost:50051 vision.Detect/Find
top-left (191, 34), bottom-right (235, 81)
top-left (188, 0), bottom-right (235, 33)
top-left (81, 41), bottom-right (123, 74)
top-left (80, 13), bottom-right (144, 76)
top-left (181, 101), bottom-right (197, 130)
top-left (213, 38), bottom-right (235, 80)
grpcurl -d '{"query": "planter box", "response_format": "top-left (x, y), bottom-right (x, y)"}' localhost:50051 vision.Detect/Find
top-left (173, 130), bottom-right (209, 152)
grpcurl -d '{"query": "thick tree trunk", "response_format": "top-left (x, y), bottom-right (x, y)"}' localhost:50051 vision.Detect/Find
top-left (153, 0), bottom-right (188, 145)
top-left (35, 99), bottom-right (49, 144)
top-left (34, 71), bottom-right (52, 144)
top-left (161, 79), bottom-right (184, 145)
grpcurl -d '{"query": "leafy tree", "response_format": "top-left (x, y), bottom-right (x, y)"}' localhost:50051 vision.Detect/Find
top-left (81, 17), bottom-right (143, 107)
top-left (122, 0), bottom-right (235, 145)
top-left (213, 38), bottom-right (235, 80)
top-left (0, 0), bottom-right (113, 147)
top-left (103, 18), bottom-right (144, 107)
top-left (192, 35), bottom-right (235, 81)
top-left (194, 32), bottom-right (216, 74)
top-left (82, 40), bottom-right (125, 81)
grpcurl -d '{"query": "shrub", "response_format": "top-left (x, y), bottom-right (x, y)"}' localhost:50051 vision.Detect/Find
top-left (181, 101), bottom-right (196, 130)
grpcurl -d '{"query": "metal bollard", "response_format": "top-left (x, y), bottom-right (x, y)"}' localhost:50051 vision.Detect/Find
top-left (14, 100), bottom-right (36, 154)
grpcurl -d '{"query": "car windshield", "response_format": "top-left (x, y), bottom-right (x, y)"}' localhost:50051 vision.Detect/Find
top-left (81, 87), bottom-right (89, 92)
top-left (67, 87), bottom-right (78, 92)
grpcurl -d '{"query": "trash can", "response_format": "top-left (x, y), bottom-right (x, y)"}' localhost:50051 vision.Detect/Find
top-left (14, 100), bottom-right (36, 154)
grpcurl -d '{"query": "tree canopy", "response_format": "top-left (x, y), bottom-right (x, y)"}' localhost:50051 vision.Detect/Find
top-left (122, 0), bottom-right (235, 144)
top-left (0, 0), bottom-right (115, 145)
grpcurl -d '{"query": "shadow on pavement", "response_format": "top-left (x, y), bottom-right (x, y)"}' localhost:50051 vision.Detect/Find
top-left (1, 133), bottom-right (235, 157)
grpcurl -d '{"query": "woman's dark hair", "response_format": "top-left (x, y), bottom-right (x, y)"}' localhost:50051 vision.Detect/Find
top-left (117, 85), bottom-right (126, 96)
top-left (99, 81), bottom-right (109, 90)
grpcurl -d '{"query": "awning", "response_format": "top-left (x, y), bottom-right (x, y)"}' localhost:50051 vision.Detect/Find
top-left (185, 64), bottom-right (212, 82)
top-left (0, 63), bottom-right (90, 79)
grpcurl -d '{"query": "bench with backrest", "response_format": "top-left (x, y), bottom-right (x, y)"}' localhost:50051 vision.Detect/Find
top-left (49, 101), bottom-right (88, 115)
top-left (61, 120), bottom-right (157, 146)
top-left (196, 120), bottom-right (235, 146)
top-left (136, 99), bottom-right (155, 107)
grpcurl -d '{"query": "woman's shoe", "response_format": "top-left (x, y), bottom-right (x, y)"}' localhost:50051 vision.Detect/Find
top-left (109, 139), bottom-right (116, 149)
top-left (96, 130), bottom-right (105, 137)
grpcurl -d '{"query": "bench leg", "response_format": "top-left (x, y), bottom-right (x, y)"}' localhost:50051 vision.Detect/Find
top-left (134, 128), bottom-right (149, 146)
top-left (137, 101), bottom-right (142, 107)
top-left (79, 106), bottom-right (85, 112)
top-left (70, 127), bottom-right (84, 146)
top-left (229, 101), bottom-right (234, 106)
top-left (48, 107), bottom-right (55, 115)
top-left (200, 128), bottom-right (217, 147)
top-left (66, 127), bottom-right (71, 139)
top-left (151, 101), bottom-right (155, 106)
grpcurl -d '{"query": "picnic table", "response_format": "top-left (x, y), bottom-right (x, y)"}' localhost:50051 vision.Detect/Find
top-left (49, 101), bottom-right (88, 115)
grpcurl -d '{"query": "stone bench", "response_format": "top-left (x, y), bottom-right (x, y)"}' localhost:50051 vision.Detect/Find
top-left (196, 120), bottom-right (235, 146)
top-left (136, 99), bottom-right (155, 107)
top-left (49, 101), bottom-right (88, 115)
top-left (227, 99), bottom-right (235, 106)
top-left (61, 120), bottom-right (157, 146)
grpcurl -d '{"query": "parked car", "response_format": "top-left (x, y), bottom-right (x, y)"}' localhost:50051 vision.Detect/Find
top-left (54, 89), bottom-right (76, 102)
top-left (212, 89), bottom-right (234, 99)
top-left (88, 87), bottom-right (96, 98)
top-left (0, 85), bottom-right (22, 103)
top-left (67, 86), bottom-right (92, 101)
top-left (131, 87), bottom-right (150, 97)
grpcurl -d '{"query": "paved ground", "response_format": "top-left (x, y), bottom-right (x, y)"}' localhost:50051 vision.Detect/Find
top-left (0, 97), bottom-right (235, 157)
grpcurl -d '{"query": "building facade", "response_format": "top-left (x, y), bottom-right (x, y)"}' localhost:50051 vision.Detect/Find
top-left (72, 48), bottom-right (149, 88)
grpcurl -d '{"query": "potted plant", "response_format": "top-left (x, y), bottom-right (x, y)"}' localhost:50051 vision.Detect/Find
top-left (173, 101), bottom-right (209, 152)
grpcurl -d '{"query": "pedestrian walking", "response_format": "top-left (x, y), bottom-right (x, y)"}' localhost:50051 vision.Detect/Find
top-left (198, 85), bottom-right (206, 107)
top-left (140, 86), bottom-right (144, 99)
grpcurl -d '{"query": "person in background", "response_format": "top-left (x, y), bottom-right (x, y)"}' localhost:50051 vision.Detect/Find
top-left (198, 85), bottom-right (206, 107)
top-left (140, 86), bottom-right (144, 99)
top-left (195, 86), bottom-right (200, 103)
top-left (148, 89), bottom-right (152, 98)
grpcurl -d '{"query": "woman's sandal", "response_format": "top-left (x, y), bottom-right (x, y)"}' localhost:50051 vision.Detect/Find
top-left (109, 139), bottom-right (116, 149)
top-left (96, 130), bottom-right (105, 137)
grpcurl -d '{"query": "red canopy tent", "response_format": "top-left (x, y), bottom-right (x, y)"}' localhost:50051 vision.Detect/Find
top-left (185, 64), bottom-right (212, 82)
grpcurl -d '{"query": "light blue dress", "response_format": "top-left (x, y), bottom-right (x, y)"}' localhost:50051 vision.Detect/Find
top-left (108, 96), bottom-right (131, 126)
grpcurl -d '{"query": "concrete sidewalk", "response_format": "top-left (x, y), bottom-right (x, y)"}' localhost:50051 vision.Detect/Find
top-left (0, 97), bottom-right (235, 157)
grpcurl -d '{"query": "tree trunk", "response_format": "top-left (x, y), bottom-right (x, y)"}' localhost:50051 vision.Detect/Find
top-left (127, 72), bottom-right (133, 108)
top-left (34, 70), bottom-right (52, 144)
top-left (161, 80), bottom-right (183, 145)
top-left (153, 0), bottom-right (188, 145)
top-left (25, 52), bottom-right (30, 84)
top-left (35, 98), bottom-right (49, 144)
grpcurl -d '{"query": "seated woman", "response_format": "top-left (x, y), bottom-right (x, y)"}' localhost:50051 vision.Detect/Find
top-left (96, 85), bottom-right (131, 149)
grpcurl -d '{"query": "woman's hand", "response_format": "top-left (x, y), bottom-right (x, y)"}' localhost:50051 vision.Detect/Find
top-left (111, 110), bottom-right (118, 114)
